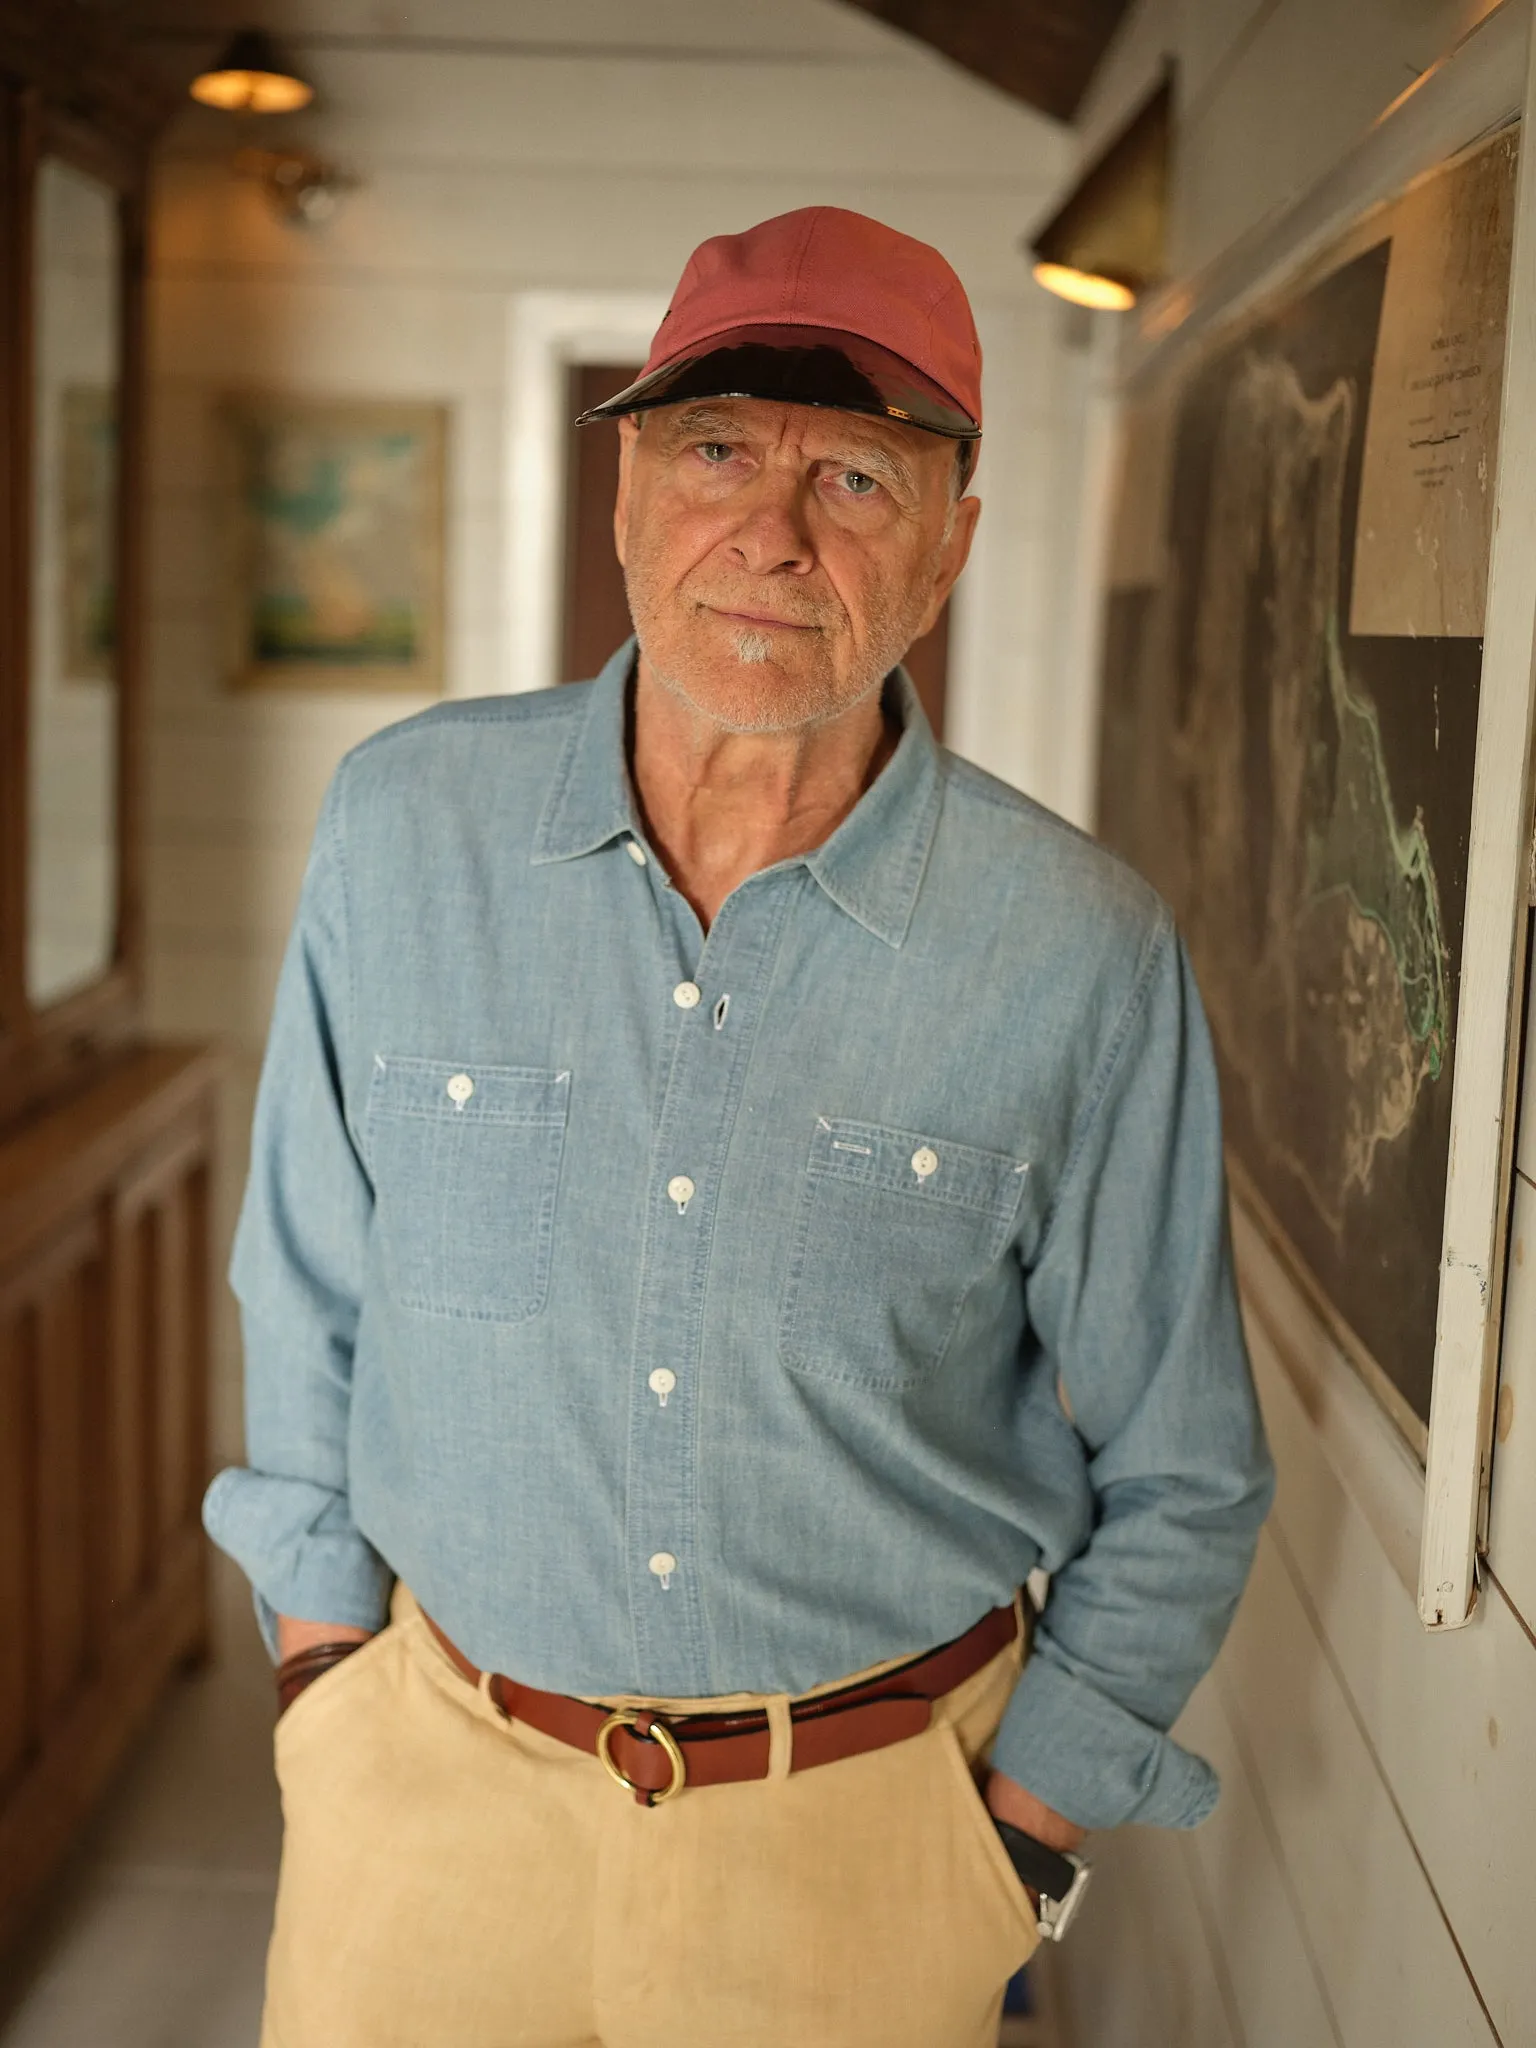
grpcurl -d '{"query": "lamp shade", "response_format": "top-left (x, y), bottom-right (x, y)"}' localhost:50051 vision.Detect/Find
top-left (1028, 76), bottom-right (1169, 309)
top-left (190, 29), bottom-right (314, 113)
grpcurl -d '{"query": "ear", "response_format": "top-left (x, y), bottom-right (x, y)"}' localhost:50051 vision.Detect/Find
top-left (913, 492), bottom-right (981, 640)
top-left (613, 415), bottom-right (641, 570)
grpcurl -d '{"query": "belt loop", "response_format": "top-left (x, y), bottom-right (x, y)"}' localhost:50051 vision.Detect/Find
top-left (765, 1694), bottom-right (794, 1781)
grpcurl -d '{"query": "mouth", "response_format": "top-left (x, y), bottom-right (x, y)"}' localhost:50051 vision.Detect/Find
top-left (707, 606), bottom-right (820, 633)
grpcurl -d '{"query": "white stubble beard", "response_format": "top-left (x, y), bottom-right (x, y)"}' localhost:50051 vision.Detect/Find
top-left (731, 628), bottom-right (774, 665)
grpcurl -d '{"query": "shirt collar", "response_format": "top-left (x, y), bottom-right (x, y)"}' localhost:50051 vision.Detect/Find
top-left (530, 637), bottom-right (944, 951)
top-left (530, 641), bottom-right (640, 866)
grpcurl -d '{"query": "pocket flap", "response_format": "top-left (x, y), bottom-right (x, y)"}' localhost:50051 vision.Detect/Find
top-left (369, 1055), bottom-right (571, 1127)
top-left (808, 1117), bottom-right (1028, 1219)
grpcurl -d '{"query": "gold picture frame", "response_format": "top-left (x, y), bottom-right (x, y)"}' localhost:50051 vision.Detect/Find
top-left (222, 394), bottom-right (447, 693)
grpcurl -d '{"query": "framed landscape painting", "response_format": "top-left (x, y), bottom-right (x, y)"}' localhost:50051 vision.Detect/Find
top-left (222, 395), bottom-right (446, 692)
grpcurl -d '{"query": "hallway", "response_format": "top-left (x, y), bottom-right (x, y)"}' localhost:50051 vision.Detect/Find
top-left (0, 1562), bottom-right (278, 2047)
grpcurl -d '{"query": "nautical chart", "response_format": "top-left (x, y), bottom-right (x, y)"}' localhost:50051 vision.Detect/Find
top-left (1095, 132), bottom-right (1517, 1431)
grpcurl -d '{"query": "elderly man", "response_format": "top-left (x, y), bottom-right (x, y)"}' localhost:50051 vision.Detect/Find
top-left (206, 208), bottom-right (1273, 2048)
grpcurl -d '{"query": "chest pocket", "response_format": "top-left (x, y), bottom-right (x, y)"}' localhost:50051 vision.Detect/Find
top-left (779, 1117), bottom-right (1028, 1390)
top-left (365, 1056), bottom-right (570, 1323)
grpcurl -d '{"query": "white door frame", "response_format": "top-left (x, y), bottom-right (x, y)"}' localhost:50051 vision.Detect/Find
top-left (502, 289), bottom-right (668, 695)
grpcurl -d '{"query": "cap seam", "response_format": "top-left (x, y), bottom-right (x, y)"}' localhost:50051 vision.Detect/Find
top-left (781, 208), bottom-right (823, 320)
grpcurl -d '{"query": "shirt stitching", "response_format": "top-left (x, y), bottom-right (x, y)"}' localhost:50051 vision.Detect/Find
top-left (1035, 904), bottom-right (1175, 1252)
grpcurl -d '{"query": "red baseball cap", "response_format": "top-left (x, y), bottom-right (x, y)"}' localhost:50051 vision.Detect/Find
top-left (577, 207), bottom-right (982, 444)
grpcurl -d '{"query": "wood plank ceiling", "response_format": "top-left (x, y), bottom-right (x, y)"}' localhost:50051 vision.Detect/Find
top-left (837, 0), bottom-right (1134, 122)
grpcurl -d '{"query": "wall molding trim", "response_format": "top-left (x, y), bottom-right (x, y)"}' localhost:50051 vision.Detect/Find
top-left (502, 290), bottom-right (667, 697)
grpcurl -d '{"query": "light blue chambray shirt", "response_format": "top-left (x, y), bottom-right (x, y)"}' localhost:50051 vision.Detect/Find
top-left (204, 643), bottom-right (1273, 1833)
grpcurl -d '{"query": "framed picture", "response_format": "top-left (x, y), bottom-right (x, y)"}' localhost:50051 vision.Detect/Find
top-left (59, 383), bottom-right (117, 684)
top-left (1093, 3), bottom-right (1536, 1629)
top-left (221, 394), bottom-right (446, 692)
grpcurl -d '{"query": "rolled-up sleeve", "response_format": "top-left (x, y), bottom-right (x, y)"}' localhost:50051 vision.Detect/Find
top-left (991, 909), bottom-right (1275, 1830)
top-left (202, 760), bottom-right (394, 1657)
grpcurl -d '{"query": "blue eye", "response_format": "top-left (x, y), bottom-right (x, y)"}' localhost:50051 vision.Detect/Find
top-left (842, 470), bottom-right (877, 495)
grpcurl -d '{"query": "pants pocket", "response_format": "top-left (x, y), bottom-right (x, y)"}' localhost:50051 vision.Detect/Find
top-left (934, 1720), bottom-right (1043, 1945)
top-left (273, 1621), bottom-right (400, 1768)
top-left (610, 1725), bottom-right (1038, 2048)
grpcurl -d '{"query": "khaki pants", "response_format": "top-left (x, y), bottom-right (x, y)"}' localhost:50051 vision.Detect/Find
top-left (261, 1588), bottom-right (1040, 2048)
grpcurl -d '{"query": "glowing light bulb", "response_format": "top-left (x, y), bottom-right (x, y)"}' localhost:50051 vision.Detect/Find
top-left (1031, 263), bottom-right (1137, 312)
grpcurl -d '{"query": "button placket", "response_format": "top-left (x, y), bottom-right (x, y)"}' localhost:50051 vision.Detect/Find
top-left (623, 873), bottom-right (800, 1687)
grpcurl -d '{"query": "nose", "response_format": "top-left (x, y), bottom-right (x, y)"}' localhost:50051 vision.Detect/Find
top-left (727, 466), bottom-right (815, 577)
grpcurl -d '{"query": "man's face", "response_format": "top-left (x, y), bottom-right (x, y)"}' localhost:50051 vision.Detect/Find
top-left (614, 396), bottom-right (979, 736)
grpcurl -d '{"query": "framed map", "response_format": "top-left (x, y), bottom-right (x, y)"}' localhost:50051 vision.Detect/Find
top-left (221, 395), bottom-right (446, 692)
top-left (1093, 5), bottom-right (1536, 1627)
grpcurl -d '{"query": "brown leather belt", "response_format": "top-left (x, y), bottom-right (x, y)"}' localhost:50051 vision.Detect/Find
top-left (422, 1599), bottom-right (1021, 1807)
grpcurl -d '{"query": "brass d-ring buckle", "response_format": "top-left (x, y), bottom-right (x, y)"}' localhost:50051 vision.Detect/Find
top-left (596, 1708), bottom-right (687, 1805)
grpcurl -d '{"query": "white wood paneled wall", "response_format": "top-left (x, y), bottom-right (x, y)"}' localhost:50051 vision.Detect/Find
top-left (1054, 2), bottom-right (1536, 2043)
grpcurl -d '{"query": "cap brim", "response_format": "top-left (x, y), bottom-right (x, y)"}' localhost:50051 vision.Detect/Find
top-left (574, 325), bottom-right (980, 440)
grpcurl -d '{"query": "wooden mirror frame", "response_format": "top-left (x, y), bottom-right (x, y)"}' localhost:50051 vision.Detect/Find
top-left (0, 41), bottom-right (158, 1134)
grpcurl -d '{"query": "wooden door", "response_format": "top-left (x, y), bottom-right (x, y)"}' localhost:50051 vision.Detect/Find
top-left (560, 362), bottom-right (951, 737)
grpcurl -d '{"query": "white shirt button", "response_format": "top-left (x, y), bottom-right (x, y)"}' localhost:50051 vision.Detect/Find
top-left (446, 1072), bottom-right (475, 1106)
top-left (667, 1174), bottom-right (696, 1207)
top-left (648, 1368), bottom-right (677, 1399)
top-left (648, 1551), bottom-right (678, 1578)
top-left (672, 981), bottom-right (702, 1009)
top-left (911, 1146), bottom-right (939, 1179)
top-left (626, 841), bottom-right (647, 866)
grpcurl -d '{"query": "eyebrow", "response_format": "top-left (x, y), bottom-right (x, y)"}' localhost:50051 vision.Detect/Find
top-left (660, 405), bottom-right (919, 496)
top-left (664, 405), bottom-right (750, 443)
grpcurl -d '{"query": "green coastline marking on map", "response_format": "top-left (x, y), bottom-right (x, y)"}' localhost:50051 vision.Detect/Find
top-left (1306, 612), bottom-right (1449, 1077)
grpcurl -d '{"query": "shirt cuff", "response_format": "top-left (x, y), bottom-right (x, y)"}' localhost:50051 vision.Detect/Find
top-left (989, 1641), bottom-right (1220, 1831)
top-left (203, 1466), bottom-right (395, 1665)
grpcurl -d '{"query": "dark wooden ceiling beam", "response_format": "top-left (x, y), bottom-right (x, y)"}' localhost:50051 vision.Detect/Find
top-left (837, 0), bottom-right (1134, 122)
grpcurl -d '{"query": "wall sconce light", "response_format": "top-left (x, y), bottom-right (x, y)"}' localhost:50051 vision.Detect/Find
top-left (190, 28), bottom-right (314, 114)
top-left (1027, 73), bottom-right (1171, 311)
top-left (234, 147), bottom-right (356, 227)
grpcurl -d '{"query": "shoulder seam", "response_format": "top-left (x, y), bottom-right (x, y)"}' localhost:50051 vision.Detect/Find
top-left (326, 755), bottom-right (358, 1093)
top-left (941, 756), bottom-right (1167, 903)
top-left (338, 690), bottom-right (585, 771)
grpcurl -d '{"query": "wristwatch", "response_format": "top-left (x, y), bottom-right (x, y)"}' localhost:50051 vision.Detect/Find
top-left (991, 1818), bottom-right (1093, 1941)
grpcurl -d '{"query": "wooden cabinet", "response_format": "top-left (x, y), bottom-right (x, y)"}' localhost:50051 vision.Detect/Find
top-left (0, 4), bottom-right (220, 1953)
top-left (0, 1047), bottom-right (220, 1957)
